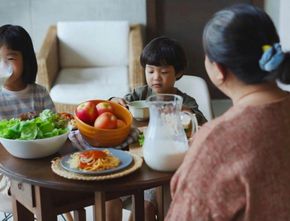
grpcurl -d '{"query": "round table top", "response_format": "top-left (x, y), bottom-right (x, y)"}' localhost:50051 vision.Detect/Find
top-left (0, 141), bottom-right (173, 192)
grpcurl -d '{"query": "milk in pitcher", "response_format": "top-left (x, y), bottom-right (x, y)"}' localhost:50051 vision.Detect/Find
top-left (143, 139), bottom-right (188, 171)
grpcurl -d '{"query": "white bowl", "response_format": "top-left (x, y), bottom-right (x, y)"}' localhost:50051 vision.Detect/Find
top-left (128, 100), bottom-right (149, 121)
top-left (0, 131), bottom-right (69, 159)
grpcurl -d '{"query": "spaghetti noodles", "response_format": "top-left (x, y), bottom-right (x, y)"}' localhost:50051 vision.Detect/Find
top-left (68, 149), bottom-right (120, 171)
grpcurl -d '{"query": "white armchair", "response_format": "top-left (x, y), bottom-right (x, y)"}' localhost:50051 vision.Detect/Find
top-left (175, 75), bottom-right (213, 120)
top-left (37, 21), bottom-right (145, 113)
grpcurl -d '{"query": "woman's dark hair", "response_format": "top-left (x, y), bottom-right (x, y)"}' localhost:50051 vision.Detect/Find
top-left (140, 37), bottom-right (187, 79)
top-left (203, 4), bottom-right (290, 84)
top-left (0, 24), bottom-right (37, 84)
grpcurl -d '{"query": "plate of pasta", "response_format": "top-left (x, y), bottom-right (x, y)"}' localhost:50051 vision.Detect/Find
top-left (60, 148), bottom-right (133, 175)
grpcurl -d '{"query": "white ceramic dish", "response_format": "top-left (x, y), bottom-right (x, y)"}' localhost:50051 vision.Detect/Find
top-left (128, 100), bottom-right (149, 121)
top-left (0, 131), bottom-right (69, 159)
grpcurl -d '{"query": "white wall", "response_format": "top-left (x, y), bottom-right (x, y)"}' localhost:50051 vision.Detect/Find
top-left (265, 0), bottom-right (290, 51)
top-left (265, 0), bottom-right (280, 29)
top-left (279, 0), bottom-right (290, 51)
top-left (0, 0), bottom-right (146, 52)
top-left (0, 1), bottom-right (288, 52)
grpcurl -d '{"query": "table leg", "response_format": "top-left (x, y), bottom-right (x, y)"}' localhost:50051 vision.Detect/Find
top-left (156, 184), bottom-right (171, 221)
top-left (94, 192), bottom-right (106, 221)
top-left (12, 196), bottom-right (34, 221)
top-left (132, 190), bottom-right (144, 221)
top-left (34, 186), bottom-right (57, 221)
top-left (73, 208), bottom-right (86, 221)
top-left (156, 186), bottom-right (164, 221)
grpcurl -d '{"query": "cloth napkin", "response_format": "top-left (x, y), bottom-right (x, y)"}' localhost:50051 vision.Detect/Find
top-left (68, 128), bottom-right (140, 151)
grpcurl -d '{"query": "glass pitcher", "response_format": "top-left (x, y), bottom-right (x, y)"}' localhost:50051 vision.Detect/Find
top-left (143, 94), bottom-right (198, 172)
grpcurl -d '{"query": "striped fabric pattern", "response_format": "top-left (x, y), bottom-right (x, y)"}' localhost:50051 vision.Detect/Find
top-left (68, 128), bottom-right (140, 150)
top-left (0, 83), bottom-right (55, 120)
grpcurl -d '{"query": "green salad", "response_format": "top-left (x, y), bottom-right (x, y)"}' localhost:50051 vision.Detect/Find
top-left (0, 109), bottom-right (69, 140)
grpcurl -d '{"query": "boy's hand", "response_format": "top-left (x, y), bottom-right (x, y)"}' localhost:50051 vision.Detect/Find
top-left (110, 97), bottom-right (127, 107)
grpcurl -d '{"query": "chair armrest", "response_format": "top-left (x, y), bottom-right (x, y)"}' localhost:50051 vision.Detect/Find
top-left (129, 24), bottom-right (145, 90)
top-left (36, 25), bottom-right (59, 91)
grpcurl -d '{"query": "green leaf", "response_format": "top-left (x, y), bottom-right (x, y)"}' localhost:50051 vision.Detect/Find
top-left (0, 109), bottom-right (69, 140)
top-left (39, 121), bottom-right (55, 133)
top-left (138, 132), bottom-right (145, 146)
top-left (19, 121), bottom-right (38, 140)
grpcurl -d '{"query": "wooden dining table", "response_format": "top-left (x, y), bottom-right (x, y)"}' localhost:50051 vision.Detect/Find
top-left (0, 137), bottom-right (173, 221)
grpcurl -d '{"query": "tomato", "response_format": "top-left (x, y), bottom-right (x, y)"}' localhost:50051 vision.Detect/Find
top-left (78, 150), bottom-right (107, 169)
top-left (76, 101), bottom-right (98, 125)
top-left (79, 150), bottom-right (107, 159)
top-left (59, 112), bottom-right (74, 120)
top-left (96, 102), bottom-right (114, 115)
top-left (117, 119), bottom-right (126, 128)
top-left (94, 112), bottom-right (118, 129)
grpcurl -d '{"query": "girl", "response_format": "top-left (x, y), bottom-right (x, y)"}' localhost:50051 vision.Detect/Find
top-left (0, 24), bottom-right (57, 217)
top-left (111, 36), bottom-right (207, 125)
top-left (166, 4), bottom-right (290, 221)
top-left (0, 25), bottom-right (55, 119)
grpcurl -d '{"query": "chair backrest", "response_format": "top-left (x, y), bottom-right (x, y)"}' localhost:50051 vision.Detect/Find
top-left (175, 75), bottom-right (213, 120)
top-left (57, 21), bottom-right (129, 68)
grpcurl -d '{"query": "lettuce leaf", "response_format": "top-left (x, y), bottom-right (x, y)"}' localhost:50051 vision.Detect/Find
top-left (0, 109), bottom-right (69, 140)
top-left (138, 132), bottom-right (144, 146)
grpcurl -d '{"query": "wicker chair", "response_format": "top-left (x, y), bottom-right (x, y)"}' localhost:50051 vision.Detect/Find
top-left (37, 22), bottom-right (145, 114)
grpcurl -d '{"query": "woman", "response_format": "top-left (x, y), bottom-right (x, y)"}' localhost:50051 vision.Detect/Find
top-left (165, 4), bottom-right (290, 221)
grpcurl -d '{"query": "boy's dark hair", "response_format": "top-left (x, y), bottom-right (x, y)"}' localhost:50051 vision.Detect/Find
top-left (203, 4), bottom-right (290, 84)
top-left (0, 24), bottom-right (37, 84)
top-left (140, 37), bottom-right (187, 79)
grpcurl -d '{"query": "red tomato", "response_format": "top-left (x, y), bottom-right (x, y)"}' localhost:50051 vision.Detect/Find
top-left (59, 112), bottom-right (74, 120)
top-left (79, 150), bottom-right (107, 159)
top-left (78, 150), bottom-right (107, 169)
top-left (96, 102), bottom-right (114, 115)
top-left (94, 112), bottom-right (118, 129)
top-left (117, 119), bottom-right (126, 128)
top-left (76, 101), bottom-right (98, 125)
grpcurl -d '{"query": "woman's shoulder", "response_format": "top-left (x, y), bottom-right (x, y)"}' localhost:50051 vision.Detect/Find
top-left (192, 106), bottom-right (248, 146)
top-left (194, 99), bottom-right (290, 151)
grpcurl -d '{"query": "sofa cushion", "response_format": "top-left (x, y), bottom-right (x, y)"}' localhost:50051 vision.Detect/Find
top-left (50, 67), bottom-right (129, 104)
top-left (57, 21), bottom-right (129, 68)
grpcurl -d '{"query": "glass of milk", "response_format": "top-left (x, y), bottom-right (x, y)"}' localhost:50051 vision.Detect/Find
top-left (143, 94), bottom-right (198, 172)
top-left (0, 60), bottom-right (13, 85)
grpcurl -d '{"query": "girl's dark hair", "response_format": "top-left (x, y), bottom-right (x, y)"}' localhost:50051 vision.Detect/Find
top-left (140, 37), bottom-right (187, 79)
top-left (0, 24), bottom-right (37, 84)
top-left (203, 4), bottom-right (290, 84)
